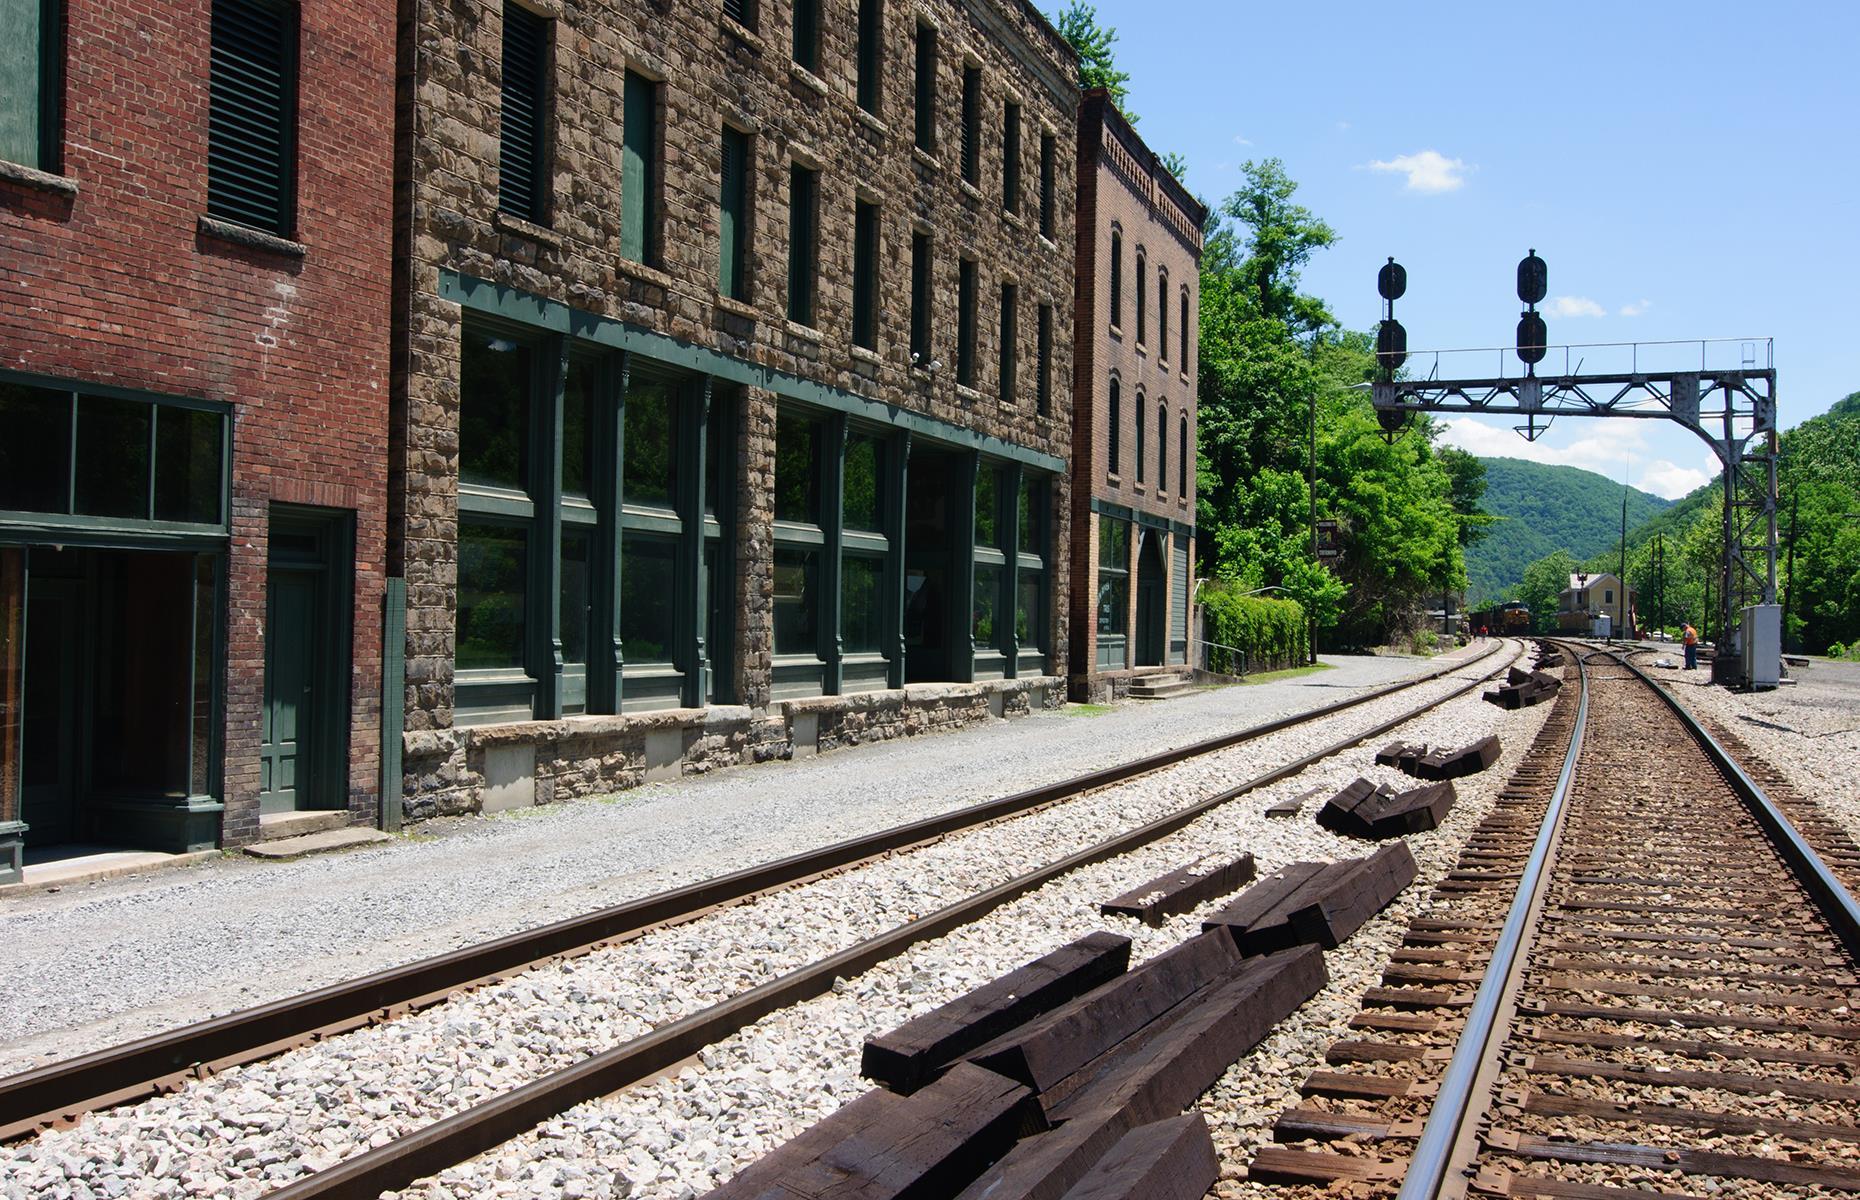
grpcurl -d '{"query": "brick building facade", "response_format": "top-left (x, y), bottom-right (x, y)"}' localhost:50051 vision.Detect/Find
top-left (391, 0), bottom-right (1080, 818)
top-left (0, 0), bottom-right (397, 877)
top-left (1068, 90), bottom-right (1202, 702)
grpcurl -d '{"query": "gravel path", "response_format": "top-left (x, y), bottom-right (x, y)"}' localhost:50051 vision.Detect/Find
top-left (1641, 654), bottom-right (1860, 848)
top-left (0, 645), bottom-right (1515, 1200)
top-left (0, 653), bottom-right (1446, 1072)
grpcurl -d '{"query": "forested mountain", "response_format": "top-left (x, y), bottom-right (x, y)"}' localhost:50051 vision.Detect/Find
top-left (1464, 458), bottom-right (1671, 603)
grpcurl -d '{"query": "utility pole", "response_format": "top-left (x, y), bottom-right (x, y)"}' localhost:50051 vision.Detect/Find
top-left (1617, 474), bottom-right (1629, 641)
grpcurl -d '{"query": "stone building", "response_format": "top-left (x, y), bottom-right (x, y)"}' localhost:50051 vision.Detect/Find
top-left (0, 0), bottom-right (397, 878)
top-left (391, 0), bottom-right (1080, 818)
top-left (1067, 89), bottom-right (1202, 702)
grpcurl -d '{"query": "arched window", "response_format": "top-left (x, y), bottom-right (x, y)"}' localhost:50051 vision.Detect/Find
top-left (1108, 378), bottom-right (1121, 477)
top-left (1135, 252), bottom-right (1147, 345)
top-left (1135, 389), bottom-right (1146, 483)
top-left (1178, 411), bottom-right (1188, 497)
top-left (1158, 268), bottom-right (1170, 362)
top-left (1179, 289), bottom-right (1189, 370)
top-left (1157, 401), bottom-right (1168, 493)
top-left (1108, 229), bottom-right (1122, 330)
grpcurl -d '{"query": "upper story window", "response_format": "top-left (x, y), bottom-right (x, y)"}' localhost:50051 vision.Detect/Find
top-left (960, 65), bottom-right (981, 185)
top-left (1157, 268), bottom-right (1170, 361)
top-left (620, 70), bottom-right (660, 265)
top-left (1001, 101), bottom-right (1021, 214)
top-left (1, 0), bottom-right (62, 172)
top-left (909, 230), bottom-right (932, 364)
top-left (1035, 303), bottom-right (1052, 416)
top-left (1134, 252), bottom-right (1147, 345)
top-left (718, 126), bottom-right (751, 301)
top-left (791, 0), bottom-right (819, 67)
top-left (1179, 290), bottom-right (1190, 369)
top-left (956, 257), bottom-right (978, 388)
top-left (209, 0), bottom-right (299, 235)
top-left (998, 283), bottom-right (1018, 404)
top-left (786, 162), bottom-right (819, 326)
top-left (1038, 131), bottom-right (1055, 238)
top-left (1178, 411), bottom-right (1188, 496)
top-left (1134, 390), bottom-right (1146, 484)
top-left (913, 22), bottom-right (936, 154)
top-left (1107, 378), bottom-right (1121, 477)
top-left (852, 199), bottom-right (880, 350)
top-left (1156, 401), bottom-right (1167, 491)
top-left (1108, 230), bottom-right (1122, 329)
top-left (722, 0), bottom-right (756, 31)
top-left (856, 0), bottom-right (882, 114)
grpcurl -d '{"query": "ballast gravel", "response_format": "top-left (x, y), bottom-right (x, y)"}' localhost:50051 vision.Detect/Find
top-left (1642, 655), bottom-right (1860, 848)
top-left (0, 644), bottom-right (1520, 1200)
top-left (0, 653), bottom-right (1438, 1073)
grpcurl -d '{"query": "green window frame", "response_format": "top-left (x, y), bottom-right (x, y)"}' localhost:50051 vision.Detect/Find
top-left (960, 63), bottom-right (980, 185)
top-left (956, 258), bottom-right (977, 388)
top-left (909, 230), bottom-right (931, 365)
top-left (1097, 515), bottom-right (1130, 658)
top-left (0, 373), bottom-right (230, 536)
top-left (1, 0), bottom-right (61, 172)
top-left (913, 21), bottom-right (935, 154)
top-left (719, 125), bottom-right (750, 301)
top-left (998, 283), bottom-right (1017, 405)
top-left (852, 199), bottom-right (879, 350)
top-left (208, 0), bottom-right (297, 235)
top-left (497, 1), bottom-right (547, 225)
top-left (1016, 473), bottom-right (1049, 663)
top-left (787, 161), bottom-right (818, 326)
top-left (621, 70), bottom-right (659, 265)
top-left (855, 0), bottom-right (882, 114)
top-left (1001, 100), bottom-right (1020, 215)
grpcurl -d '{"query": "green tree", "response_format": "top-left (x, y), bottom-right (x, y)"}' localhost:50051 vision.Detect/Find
top-left (1221, 159), bottom-right (1337, 338)
top-left (1050, 3), bottom-right (1133, 118)
top-left (1518, 550), bottom-right (1578, 633)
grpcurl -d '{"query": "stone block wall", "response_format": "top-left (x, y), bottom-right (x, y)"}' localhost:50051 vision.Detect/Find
top-left (393, 0), bottom-right (1082, 816)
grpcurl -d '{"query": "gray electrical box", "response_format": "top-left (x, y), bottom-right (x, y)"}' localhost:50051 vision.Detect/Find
top-left (1741, 604), bottom-right (1782, 690)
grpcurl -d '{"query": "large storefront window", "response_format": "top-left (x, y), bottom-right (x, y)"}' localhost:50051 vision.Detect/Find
top-left (457, 520), bottom-right (528, 670)
top-left (1097, 515), bottom-right (1130, 670)
top-left (840, 429), bottom-right (892, 693)
top-left (1016, 474), bottom-right (1049, 669)
top-left (972, 461), bottom-right (1010, 680)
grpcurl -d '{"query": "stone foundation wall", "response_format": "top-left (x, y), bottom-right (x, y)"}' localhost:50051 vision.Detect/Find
top-left (403, 676), bottom-right (1065, 820)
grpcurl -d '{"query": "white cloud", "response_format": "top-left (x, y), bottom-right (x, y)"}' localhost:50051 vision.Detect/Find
top-left (1434, 417), bottom-right (1707, 500)
top-left (1641, 461), bottom-right (1711, 497)
top-left (1232, 134), bottom-right (1252, 146)
top-left (1547, 295), bottom-right (1607, 319)
top-left (1336, 120), bottom-right (1352, 132)
top-left (1365, 149), bottom-right (1469, 193)
top-left (1619, 299), bottom-right (1653, 317)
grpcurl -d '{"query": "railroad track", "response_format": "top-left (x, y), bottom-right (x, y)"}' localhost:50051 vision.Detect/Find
top-left (1250, 641), bottom-right (1860, 1199)
top-left (0, 640), bottom-right (1521, 1196)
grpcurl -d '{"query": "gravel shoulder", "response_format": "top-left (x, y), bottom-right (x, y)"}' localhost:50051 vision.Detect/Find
top-left (0, 651), bottom-right (1450, 1073)
top-left (1641, 654), bottom-right (1860, 848)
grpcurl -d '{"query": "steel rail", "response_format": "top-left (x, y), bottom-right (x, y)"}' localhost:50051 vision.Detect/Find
top-left (1609, 648), bottom-right (1860, 962)
top-left (0, 641), bottom-right (1510, 1141)
top-left (1396, 641), bottom-right (1590, 1200)
top-left (264, 641), bottom-right (1520, 1199)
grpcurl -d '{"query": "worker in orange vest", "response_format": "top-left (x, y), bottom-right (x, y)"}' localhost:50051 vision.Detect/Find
top-left (1682, 622), bottom-right (1698, 670)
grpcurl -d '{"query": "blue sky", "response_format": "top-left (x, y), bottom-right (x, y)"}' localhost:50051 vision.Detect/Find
top-left (1078, 0), bottom-right (1859, 498)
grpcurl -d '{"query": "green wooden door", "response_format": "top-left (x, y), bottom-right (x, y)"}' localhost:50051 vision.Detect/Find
top-left (21, 577), bottom-right (79, 845)
top-left (260, 568), bottom-right (318, 814)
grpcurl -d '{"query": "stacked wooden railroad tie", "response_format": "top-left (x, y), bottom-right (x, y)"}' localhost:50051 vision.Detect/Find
top-left (1484, 665), bottom-right (1562, 710)
top-left (1317, 778), bottom-right (1457, 839)
top-left (700, 809), bottom-right (1443, 1198)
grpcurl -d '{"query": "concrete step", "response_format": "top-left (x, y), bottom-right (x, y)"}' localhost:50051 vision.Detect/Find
top-left (256, 810), bottom-right (350, 841)
top-left (1129, 675), bottom-right (1197, 700)
top-left (244, 827), bottom-right (393, 860)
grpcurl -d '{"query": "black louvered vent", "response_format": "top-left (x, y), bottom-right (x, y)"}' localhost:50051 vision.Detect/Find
top-left (500, 3), bottom-right (548, 223)
top-left (208, 0), bottom-right (294, 234)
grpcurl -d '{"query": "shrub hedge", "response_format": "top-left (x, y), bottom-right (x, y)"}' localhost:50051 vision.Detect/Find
top-left (1201, 584), bottom-right (1308, 673)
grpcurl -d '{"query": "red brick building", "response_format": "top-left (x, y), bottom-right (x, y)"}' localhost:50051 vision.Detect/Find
top-left (0, 0), bottom-right (396, 879)
top-left (1068, 90), bottom-right (1202, 701)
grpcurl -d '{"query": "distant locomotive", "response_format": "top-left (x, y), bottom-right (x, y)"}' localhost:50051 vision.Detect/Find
top-left (1467, 601), bottom-right (1531, 635)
